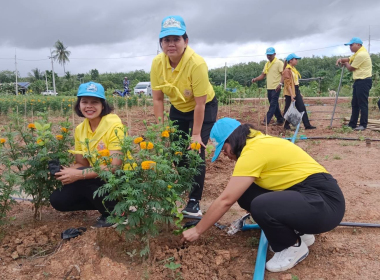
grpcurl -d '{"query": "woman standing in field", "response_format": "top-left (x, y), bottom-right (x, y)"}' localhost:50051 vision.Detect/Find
top-left (150, 15), bottom-right (218, 217)
top-left (50, 82), bottom-right (124, 228)
top-left (182, 118), bottom-right (345, 272)
top-left (282, 53), bottom-right (316, 130)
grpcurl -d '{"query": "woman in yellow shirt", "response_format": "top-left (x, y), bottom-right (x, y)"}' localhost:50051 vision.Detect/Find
top-left (282, 53), bottom-right (315, 130)
top-left (50, 82), bottom-right (124, 228)
top-left (182, 118), bottom-right (345, 272)
top-left (151, 15), bottom-right (218, 216)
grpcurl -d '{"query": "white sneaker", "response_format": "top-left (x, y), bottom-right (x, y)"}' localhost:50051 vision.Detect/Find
top-left (269, 234), bottom-right (315, 252)
top-left (266, 240), bottom-right (309, 272)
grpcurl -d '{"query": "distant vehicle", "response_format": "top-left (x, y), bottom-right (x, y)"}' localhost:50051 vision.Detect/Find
top-left (134, 82), bottom-right (152, 96)
top-left (41, 90), bottom-right (58, 96)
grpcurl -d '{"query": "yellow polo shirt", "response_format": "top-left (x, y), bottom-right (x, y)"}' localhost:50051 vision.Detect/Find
top-left (74, 114), bottom-right (124, 166)
top-left (263, 59), bottom-right (284, 90)
top-left (232, 132), bottom-right (328, 191)
top-left (150, 46), bottom-right (215, 113)
top-left (350, 50), bottom-right (372, 80)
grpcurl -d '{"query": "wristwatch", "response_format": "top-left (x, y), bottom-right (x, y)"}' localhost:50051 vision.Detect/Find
top-left (279, 83), bottom-right (283, 86)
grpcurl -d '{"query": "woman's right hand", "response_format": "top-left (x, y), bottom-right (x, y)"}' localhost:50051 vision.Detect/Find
top-left (336, 59), bottom-right (342, 66)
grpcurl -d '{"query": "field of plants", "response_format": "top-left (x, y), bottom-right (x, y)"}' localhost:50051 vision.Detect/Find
top-left (0, 98), bottom-right (380, 280)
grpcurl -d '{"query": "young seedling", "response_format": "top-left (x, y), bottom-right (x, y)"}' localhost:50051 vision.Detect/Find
top-left (164, 261), bottom-right (182, 280)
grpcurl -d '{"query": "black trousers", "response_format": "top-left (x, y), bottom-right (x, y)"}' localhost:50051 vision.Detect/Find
top-left (348, 78), bottom-right (372, 128)
top-left (237, 173), bottom-right (345, 252)
top-left (50, 175), bottom-right (117, 216)
top-left (265, 89), bottom-right (284, 124)
top-left (283, 85), bottom-right (311, 128)
top-left (170, 97), bottom-right (218, 201)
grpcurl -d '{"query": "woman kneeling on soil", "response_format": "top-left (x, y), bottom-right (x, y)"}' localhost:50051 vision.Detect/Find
top-left (283, 53), bottom-right (316, 130)
top-left (182, 118), bottom-right (345, 272)
top-left (50, 82), bottom-right (123, 228)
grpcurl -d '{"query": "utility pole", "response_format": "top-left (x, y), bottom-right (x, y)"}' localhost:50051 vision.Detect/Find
top-left (49, 49), bottom-right (56, 94)
top-left (368, 25), bottom-right (371, 53)
top-left (15, 49), bottom-right (18, 95)
top-left (45, 70), bottom-right (49, 91)
top-left (224, 62), bottom-right (227, 90)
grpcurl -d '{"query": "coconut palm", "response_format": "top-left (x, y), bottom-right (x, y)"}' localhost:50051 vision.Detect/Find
top-left (27, 68), bottom-right (43, 82)
top-left (52, 40), bottom-right (71, 73)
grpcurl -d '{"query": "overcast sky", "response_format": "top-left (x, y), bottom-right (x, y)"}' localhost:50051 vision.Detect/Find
top-left (1, 0), bottom-right (380, 77)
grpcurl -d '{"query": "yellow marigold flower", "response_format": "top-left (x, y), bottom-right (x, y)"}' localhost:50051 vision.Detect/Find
top-left (56, 134), bottom-right (63, 140)
top-left (68, 104), bottom-right (71, 107)
top-left (134, 137), bottom-right (144, 144)
top-left (36, 139), bottom-right (43, 144)
top-left (140, 141), bottom-right (154, 150)
top-left (167, 185), bottom-right (173, 190)
top-left (141, 160), bottom-right (156, 170)
top-left (28, 123), bottom-right (36, 129)
top-left (175, 151), bottom-right (183, 156)
top-left (190, 142), bottom-right (201, 150)
top-left (61, 127), bottom-right (68, 133)
top-left (98, 149), bottom-right (110, 157)
top-left (161, 130), bottom-right (170, 138)
top-left (0, 138), bottom-right (6, 144)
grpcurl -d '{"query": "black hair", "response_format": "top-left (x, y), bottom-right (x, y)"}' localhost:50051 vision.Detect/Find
top-left (159, 32), bottom-right (188, 49)
top-left (74, 96), bottom-right (114, 118)
top-left (225, 123), bottom-right (256, 159)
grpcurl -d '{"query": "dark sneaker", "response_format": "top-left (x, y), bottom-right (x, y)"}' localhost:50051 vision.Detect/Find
top-left (305, 125), bottom-right (316, 130)
top-left (91, 215), bottom-right (115, 228)
top-left (182, 199), bottom-right (202, 217)
top-left (354, 125), bottom-right (366, 131)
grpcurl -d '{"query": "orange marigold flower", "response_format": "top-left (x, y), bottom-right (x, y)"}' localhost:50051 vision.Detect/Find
top-left (56, 135), bottom-right (63, 140)
top-left (61, 127), bottom-right (68, 133)
top-left (140, 141), bottom-right (154, 150)
top-left (98, 149), bottom-right (110, 157)
top-left (28, 123), bottom-right (36, 129)
top-left (190, 142), bottom-right (201, 150)
top-left (36, 139), bottom-right (43, 144)
top-left (134, 137), bottom-right (144, 144)
top-left (175, 151), bottom-right (183, 156)
top-left (0, 138), bottom-right (6, 144)
top-left (161, 130), bottom-right (170, 138)
top-left (141, 160), bottom-right (156, 170)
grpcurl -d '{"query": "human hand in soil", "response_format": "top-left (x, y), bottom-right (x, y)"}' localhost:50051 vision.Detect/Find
top-left (189, 134), bottom-right (205, 153)
top-left (181, 227), bottom-right (201, 243)
top-left (55, 167), bottom-right (82, 185)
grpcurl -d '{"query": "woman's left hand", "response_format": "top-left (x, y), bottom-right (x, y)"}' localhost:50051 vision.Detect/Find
top-left (55, 167), bottom-right (81, 185)
top-left (181, 227), bottom-right (201, 243)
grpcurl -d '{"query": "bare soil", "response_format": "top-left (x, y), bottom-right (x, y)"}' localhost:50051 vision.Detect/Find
top-left (1, 98), bottom-right (380, 280)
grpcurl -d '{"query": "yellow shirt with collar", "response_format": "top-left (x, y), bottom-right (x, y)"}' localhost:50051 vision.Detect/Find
top-left (350, 50), bottom-right (372, 80)
top-left (74, 114), bottom-right (124, 166)
top-left (150, 46), bottom-right (215, 113)
top-left (263, 59), bottom-right (284, 90)
top-left (232, 132), bottom-right (328, 191)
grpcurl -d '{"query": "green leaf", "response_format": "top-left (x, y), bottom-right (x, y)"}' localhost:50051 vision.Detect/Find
top-left (34, 122), bottom-right (43, 130)
top-left (42, 123), bottom-right (51, 130)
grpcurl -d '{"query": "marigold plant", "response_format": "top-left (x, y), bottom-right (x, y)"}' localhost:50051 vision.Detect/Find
top-left (133, 137), bottom-right (144, 144)
top-left (85, 116), bottom-right (203, 257)
top-left (190, 142), bottom-right (201, 150)
top-left (161, 130), bottom-right (170, 138)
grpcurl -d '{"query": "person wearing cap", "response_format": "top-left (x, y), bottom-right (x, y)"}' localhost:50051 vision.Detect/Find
top-left (50, 81), bottom-right (124, 228)
top-left (181, 117), bottom-right (345, 272)
top-left (336, 37), bottom-right (372, 131)
top-left (123, 76), bottom-right (130, 96)
top-left (283, 53), bottom-right (316, 130)
top-left (251, 47), bottom-right (285, 126)
top-left (150, 15), bottom-right (218, 217)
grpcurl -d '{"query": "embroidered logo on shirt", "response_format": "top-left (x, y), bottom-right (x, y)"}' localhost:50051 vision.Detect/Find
top-left (163, 18), bottom-right (181, 29)
top-left (87, 84), bottom-right (98, 92)
top-left (184, 89), bottom-right (193, 99)
top-left (97, 141), bottom-right (106, 151)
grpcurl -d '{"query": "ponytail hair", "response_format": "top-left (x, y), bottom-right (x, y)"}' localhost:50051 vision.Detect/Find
top-left (225, 123), bottom-right (257, 159)
top-left (283, 59), bottom-right (288, 71)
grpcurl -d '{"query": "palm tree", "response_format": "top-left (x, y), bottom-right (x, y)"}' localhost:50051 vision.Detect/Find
top-left (52, 40), bottom-right (71, 73)
top-left (27, 68), bottom-right (43, 82)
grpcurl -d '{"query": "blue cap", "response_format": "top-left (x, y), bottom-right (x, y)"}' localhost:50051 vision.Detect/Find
top-left (286, 53), bottom-right (301, 62)
top-left (159, 15), bottom-right (186, 39)
top-left (210, 118), bottom-right (241, 162)
top-left (344, 37), bottom-right (363, 46)
top-left (266, 47), bottom-right (276, 55)
top-left (77, 81), bottom-right (105, 99)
